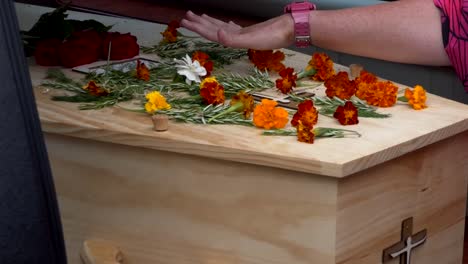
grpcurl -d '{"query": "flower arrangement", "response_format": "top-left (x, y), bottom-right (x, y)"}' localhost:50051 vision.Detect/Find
top-left (39, 17), bottom-right (428, 145)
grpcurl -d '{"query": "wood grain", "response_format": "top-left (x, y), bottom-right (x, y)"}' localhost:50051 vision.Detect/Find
top-left (45, 131), bottom-right (468, 264)
top-left (30, 52), bottom-right (468, 178)
top-left (336, 131), bottom-right (468, 264)
top-left (46, 133), bottom-right (338, 264)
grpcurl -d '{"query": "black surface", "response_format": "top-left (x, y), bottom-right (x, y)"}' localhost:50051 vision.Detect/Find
top-left (0, 1), bottom-right (67, 263)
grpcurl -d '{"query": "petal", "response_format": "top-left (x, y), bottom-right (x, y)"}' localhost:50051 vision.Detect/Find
top-left (196, 66), bottom-right (207, 76)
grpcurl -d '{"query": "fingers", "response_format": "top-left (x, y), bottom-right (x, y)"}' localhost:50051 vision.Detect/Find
top-left (181, 11), bottom-right (294, 50)
top-left (181, 11), bottom-right (221, 42)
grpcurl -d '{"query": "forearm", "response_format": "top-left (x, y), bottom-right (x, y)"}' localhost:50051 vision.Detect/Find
top-left (309, 0), bottom-right (450, 65)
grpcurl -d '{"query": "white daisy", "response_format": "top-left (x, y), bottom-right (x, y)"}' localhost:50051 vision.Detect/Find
top-left (174, 54), bottom-right (207, 85)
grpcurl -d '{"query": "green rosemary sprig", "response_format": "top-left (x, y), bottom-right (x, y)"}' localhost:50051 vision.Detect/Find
top-left (142, 38), bottom-right (247, 66)
top-left (161, 103), bottom-right (253, 126)
top-left (53, 93), bottom-right (133, 110)
top-left (43, 69), bottom-right (148, 109)
top-left (262, 127), bottom-right (361, 138)
top-left (150, 60), bottom-right (178, 79)
top-left (313, 96), bottom-right (391, 118)
top-left (140, 37), bottom-right (193, 54)
top-left (44, 68), bottom-right (83, 90)
top-left (217, 68), bottom-right (273, 96)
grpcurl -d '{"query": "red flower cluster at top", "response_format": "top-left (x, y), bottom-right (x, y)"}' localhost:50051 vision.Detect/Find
top-left (34, 30), bottom-right (139, 68)
top-left (192, 51), bottom-right (214, 76)
top-left (322, 69), bottom-right (398, 108)
top-left (161, 20), bottom-right (180, 43)
top-left (248, 49), bottom-right (285, 72)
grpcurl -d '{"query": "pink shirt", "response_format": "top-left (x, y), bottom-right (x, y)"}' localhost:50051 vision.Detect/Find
top-left (434, 0), bottom-right (468, 92)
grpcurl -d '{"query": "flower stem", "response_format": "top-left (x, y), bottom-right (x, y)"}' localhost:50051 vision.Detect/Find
top-left (313, 127), bottom-right (362, 138)
top-left (297, 68), bottom-right (317, 80)
top-left (207, 102), bottom-right (243, 123)
top-left (397, 95), bottom-right (408, 102)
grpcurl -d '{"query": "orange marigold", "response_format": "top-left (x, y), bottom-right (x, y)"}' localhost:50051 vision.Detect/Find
top-left (308, 52), bottom-right (335, 81)
top-left (404, 85), bottom-right (427, 110)
top-left (230, 91), bottom-right (255, 118)
top-left (192, 51), bottom-right (214, 76)
top-left (253, 99), bottom-right (289, 129)
top-left (363, 81), bottom-right (398, 107)
top-left (296, 120), bottom-right (315, 144)
top-left (248, 49), bottom-right (285, 72)
top-left (136, 60), bottom-right (150, 81)
top-left (200, 77), bottom-right (225, 105)
top-left (333, 101), bottom-right (359, 125)
top-left (324, 71), bottom-right (356, 100)
top-left (161, 20), bottom-right (180, 43)
top-left (355, 70), bottom-right (378, 100)
top-left (291, 100), bottom-right (318, 127)
top-left (275, 67), bottom-right (297, 94)
top-left (83, 81), bottom-right (109, 96)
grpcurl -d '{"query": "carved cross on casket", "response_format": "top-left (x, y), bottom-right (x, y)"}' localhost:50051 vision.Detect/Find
top-left (382, 217), bottom-right (427, 264)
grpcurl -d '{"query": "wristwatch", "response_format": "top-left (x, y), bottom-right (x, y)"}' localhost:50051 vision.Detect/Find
top-left (284, 1), bottom-right (316, 48)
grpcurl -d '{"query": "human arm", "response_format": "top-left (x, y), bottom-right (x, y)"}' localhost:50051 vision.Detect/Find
top-left (180, 0), bottom-right (450, 66)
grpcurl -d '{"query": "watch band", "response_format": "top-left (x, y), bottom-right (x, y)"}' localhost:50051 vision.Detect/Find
top-left (284, 1), bottom-right (316, 48)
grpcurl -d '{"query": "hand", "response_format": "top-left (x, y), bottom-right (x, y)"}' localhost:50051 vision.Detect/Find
top-left (180, 11), bottom-right (295, 50)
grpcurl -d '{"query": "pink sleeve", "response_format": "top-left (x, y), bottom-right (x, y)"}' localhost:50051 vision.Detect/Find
top-left (434, 0), bottom-right (468, 92)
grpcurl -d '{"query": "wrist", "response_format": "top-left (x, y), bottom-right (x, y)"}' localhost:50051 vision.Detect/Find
top-left (284, 1), bottom-right (316, 48)
top-left (282, 13), bottom-right (296, 47)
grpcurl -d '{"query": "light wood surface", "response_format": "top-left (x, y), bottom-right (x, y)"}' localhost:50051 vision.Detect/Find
top-left (45, 131), bottom-right (468, 264)
top-left (46, 133), bottom-right (339, 264)
top-left (30, 52), bottom-right (468, 178)
top-left (336, 131), bottom-right (468, 264)
top-left (80, 240), bottom-right (124, 264)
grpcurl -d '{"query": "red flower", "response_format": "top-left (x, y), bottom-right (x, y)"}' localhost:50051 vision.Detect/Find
top-left (58, 31), bottom-right (102, 68)
top-left (200, 77), bottom-right (225, 105)
top-left (308, 53), bottom-right (335, 81)
top-left (275, 67), bottom-right (297, 94)
top-left (192, 51), bottom-right (214, 76)
top-left (248, 49), bottom-right (285, 72)
top-left (136, 60), bottom-right (150, 81)
top-left (324, 71), bottom-right (356, 100)
top-left (296, 120), bottom-right (315, 144)
top-left (333, 101), bottom-right (359, 125)
top-left (102, 32), bottom-right (139, 60)
top-left (34, 39), bottom-right (62, 66)
top-left (83, 81), bottom-right (109, 96)
top-left (291, 100), bottom-right (318, 127)
top-left (161, 20), bottom-right (180, 43)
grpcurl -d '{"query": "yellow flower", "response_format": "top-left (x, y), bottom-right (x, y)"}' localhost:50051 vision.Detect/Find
top-left (404, 85), bottom-right (427, 110)
top-left (145, 91), bottom-right (171, 114)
